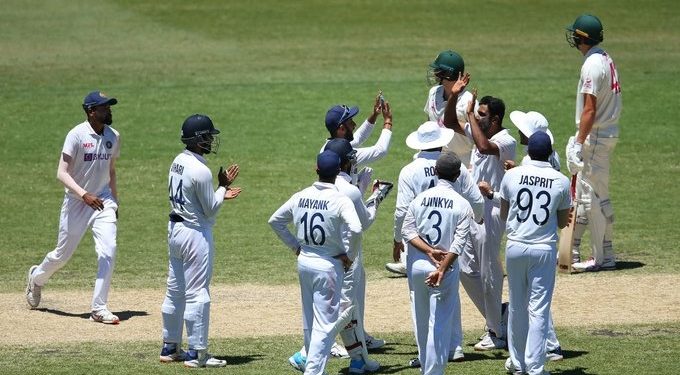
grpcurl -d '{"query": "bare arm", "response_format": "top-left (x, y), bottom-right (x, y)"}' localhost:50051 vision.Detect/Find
top-left (557, 208), bottom-right (570, 229)
top-left (577, 93), bottom-right (597, 144)
top-left (442, 73), bottom-right (470, 134)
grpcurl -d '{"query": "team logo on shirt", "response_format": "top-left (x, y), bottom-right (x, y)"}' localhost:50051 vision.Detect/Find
top-left (106, 141), bottom-right (113, 149)
top-left (84, 153), bottom-right (111, 161)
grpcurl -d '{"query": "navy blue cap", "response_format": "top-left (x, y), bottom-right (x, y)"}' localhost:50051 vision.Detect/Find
top-left (317, 150), bottom-right (341, 178)
top-left (83, 91), bottom-right (117, 109)
top-left (325, 105), bottom-right (359, 133)
top-left (324, 139), bottom-right (354, 163)
top-left (528, 132), bottom-right (553, 160)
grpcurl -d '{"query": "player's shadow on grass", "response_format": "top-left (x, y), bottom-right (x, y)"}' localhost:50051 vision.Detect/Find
top-left (217, 353), bottom-right (263, 365)
top-left (612, 260), bottom-right (644, 271)
top-left (561, 349), bottom-right (588, 360)
top-left (550, 367), bottom-right (594, 375)
top-left (34, 308), bottom-right (149, 321)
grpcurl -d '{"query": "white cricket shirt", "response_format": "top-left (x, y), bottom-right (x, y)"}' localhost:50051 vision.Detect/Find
top-left (576, 47), bottom-right (622, 137)
top-left (500, 160), bottom-right (571, 245)
top-left (168, 150), bottom-right (226, 228)
top-left (424, 86), bottom-right (476, 167)
top-left (336, 172), bottom-right (376, 260)
top-left (61, 121), bottom-right (120, 199)
top-left (470, 129), bottom-right (517, 193)
top-left (402, 180), bottom-right (473, 261)
top-left (269, 182), bottom-right (362, 258)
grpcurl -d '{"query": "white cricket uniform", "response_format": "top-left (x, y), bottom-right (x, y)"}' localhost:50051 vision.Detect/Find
top-left (335, 172), bottom-right (377, 359)
top-left (519, 153), bottom-right (562, 352)
top-left (320, 119), bottom-right (392, 193)
top-left (463, 129), bottom-right (516, 337)
top-left (269, 182), bottom-right (361, 375)
top-left (393, 150), bottom-right (483, 353)
top-left (162, 150), bottom-right (227, 351)
top-left (402, 180), bottom-right (472, 375)
top-left (32, 121), bottom-right (120, 311)
top-left (500, 160), bottom-right (571, 375)
top-left (573, 46), bottom-right (622, 264)
top-left (424, 85), bottom-right (476, 168)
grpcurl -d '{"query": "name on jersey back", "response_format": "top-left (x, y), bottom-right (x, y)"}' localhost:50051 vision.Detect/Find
top-left (170, 163), bottom-right (185, 175)
top-left (519, 174), bottom-right (556, 189)
top-left (420, 196), bottom-right (454, 209)
top-left (298, 198), bottom-right (329, 210)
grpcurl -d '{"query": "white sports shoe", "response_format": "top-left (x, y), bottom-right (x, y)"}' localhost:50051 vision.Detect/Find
top-left (364, 334), bottom-right (386, 350)
top-left (385, 262), bottom-right (406, 275)
top-left (474, 330), bottom-right (506, 351)
top-left (330, 342), bottom-right (349, 358)
top-left (546, 346), bottom-right (564, 361)
top-left (26, 265), bottom-right (41, 308)
top-left (184, 350), bottom-right (227, 368)
top-left (450, 346), bottom-right (464, 362)
top-left (90, 309), bottom-right (120, 324)
top-left (504, 357), bottom-right (522, 374)
top-left (572, 257), bottom-right (600, 272)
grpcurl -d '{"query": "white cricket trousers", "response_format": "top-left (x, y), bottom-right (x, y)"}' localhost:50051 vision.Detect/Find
top-left (32, 194), bottom-right (118, 311)
top-left (505, 241), bottom-right (556, 375)
top-left (161, 222), bottom-right (214, 351)
top-left (573, 132), bottom-right (618, 264)
top-left (298, 252), bottom-right (343, 375)
top-left (408, 257), bottom-right (460, 375)
top-left (461, 203), bottom-right (505, 336)
top-left (338, 252), bottom-right (368, 359)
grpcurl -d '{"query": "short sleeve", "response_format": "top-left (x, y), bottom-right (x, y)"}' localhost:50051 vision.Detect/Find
top-left (580, 57), bottom-right (604, 97)
top-left (62, 129), bottom-right (79, 157)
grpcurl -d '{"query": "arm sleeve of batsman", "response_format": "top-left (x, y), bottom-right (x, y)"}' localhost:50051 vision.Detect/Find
top-left (350, 119), bottom-right (375, 148)
top-left (268, 196), bottom-right (300, 252)
top-left (354, 128), bottom-right (392, 167)
top-left (195, 168), bottom-right (226, 219)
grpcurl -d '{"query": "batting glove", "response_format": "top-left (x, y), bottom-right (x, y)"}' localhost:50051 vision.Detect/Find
top-left (566, 136), bottom-right (584, 174)
top-left (365, 180), bottom-right (393, 209)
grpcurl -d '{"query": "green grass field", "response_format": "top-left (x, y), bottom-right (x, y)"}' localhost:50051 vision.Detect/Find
top-left (1, 0), bottom-right (679, 373)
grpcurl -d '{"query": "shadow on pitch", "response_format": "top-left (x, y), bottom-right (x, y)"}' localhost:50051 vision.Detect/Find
top-left (551, 367), bottom-right (595, 375)
top-left (34, 308), bottom-right (149, 321)
top-left (612, 260), bottom-right (644, 270)
top-left (216, 354), bottom-right (264, 365)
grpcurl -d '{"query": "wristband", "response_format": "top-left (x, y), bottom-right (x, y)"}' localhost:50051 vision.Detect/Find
top-left (487, 191), bottom-right (494, 200)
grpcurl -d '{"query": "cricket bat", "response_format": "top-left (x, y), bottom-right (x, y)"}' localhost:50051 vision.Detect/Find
top-left (557, 175), bottom-right (578, 274)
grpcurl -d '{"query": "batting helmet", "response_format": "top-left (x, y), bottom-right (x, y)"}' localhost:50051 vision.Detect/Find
top-left (566, 14), bottom-right (603, 47)
top-left (428, 50), bottom-right (465, 84)
top-left (181, 114), bottom-right (221, 154)
top-left (324, 138), bottom-right (357, 166)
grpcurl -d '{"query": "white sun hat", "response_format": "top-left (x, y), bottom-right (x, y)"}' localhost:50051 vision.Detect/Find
top-left (509, 110), bottom-right (554, 144)
top-left (406, 121), bottom-right (455, 150)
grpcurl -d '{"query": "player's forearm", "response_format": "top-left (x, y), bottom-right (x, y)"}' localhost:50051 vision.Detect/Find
top-left (350, 119), bottom-right (375, 148)
top-left (443, 95), bottom-right (465, 134)
top-left (393, 213), bottom-right (406, 241)
top-left (577, 110), bottom-right (596, 144)
top-left (438, 252), bottom-right (458, 273)
top-left (355, 129), bottom-right (392, 166)
top-left (268, 208), bottom-right (300, 251)
top-left (57, 166), bottom-right (87, 198)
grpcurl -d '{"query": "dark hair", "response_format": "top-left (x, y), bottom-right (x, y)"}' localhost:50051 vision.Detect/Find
top-left (479, 96), bottom-right (505, 126)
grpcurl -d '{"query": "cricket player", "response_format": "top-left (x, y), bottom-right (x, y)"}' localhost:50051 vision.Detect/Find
top-left (269, 150), bottom-right (362, 375)
top-left (322, 94), bottom-right (393, 195)
top-left (160, 114), bottom-right (241, 368)
top-left (424, 50), bottom-right (477, 168)
top-left (449, 86), bottom-right (516, 351)
top-left (481, 110), bottom-right (564, 361)
top-left (26, 91), bottom-right (121, 324)
top-left (500, 132), bottom-right (571, 375)
top-left (288, 139), bottom-right (383, 374)
top-left (402, 152), bottom-right (473, 375)
top-left (322, 97), bottom-right (393, 352)
top-left (391, 122), bottom-right (484, 366)
top-left (565, 14), bottom-right (622, 272)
